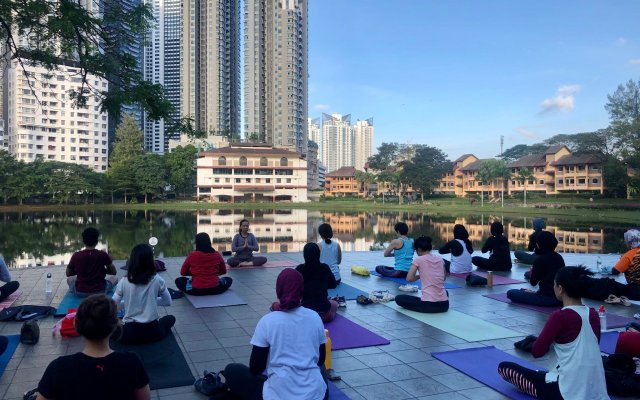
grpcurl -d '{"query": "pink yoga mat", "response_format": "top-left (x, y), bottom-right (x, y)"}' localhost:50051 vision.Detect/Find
top-left (450, 272), bottom-right (525, 285)
top-left (484, 292), bottom-right (635, 329)
top-left (0, 291), bottom-right (21, 311)
top-left (324, 314), bottom-right (390, 350)
top-left (226, 260), bottom-right (297, 269)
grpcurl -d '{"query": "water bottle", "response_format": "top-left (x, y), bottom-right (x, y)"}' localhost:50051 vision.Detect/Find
top-left (598, 305), bottom-right (607, 331)
top-left (596, 256), bottom-right (602, 272)
top-left (45, 272), bottom-right (52, 294)
top-left (487, 271), bottom-right (493, 288)
top-left (324, 329), bottom-right (332, 370)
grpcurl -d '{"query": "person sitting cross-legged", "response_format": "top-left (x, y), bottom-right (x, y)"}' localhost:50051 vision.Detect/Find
top-left (175, 232), bottom-right (233, 296)
top-left (66, 228), bottom-right (118, 297)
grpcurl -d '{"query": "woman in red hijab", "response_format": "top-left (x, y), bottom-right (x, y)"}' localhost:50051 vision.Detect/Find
top-left (222, 269), bottom-right (328, 400)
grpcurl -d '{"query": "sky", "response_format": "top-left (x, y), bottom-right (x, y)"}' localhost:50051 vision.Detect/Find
top-left (307, 0), bottom-right (640, 159)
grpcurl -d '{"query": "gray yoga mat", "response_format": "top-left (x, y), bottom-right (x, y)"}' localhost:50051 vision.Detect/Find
top-left (185, 290), bottom-right (247, 308)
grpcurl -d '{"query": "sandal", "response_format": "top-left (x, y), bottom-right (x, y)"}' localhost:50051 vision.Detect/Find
top-left (619, 296), bottom-right (632, 307)
top-left (605, 294), bottom-right (622, 305)
top-left (356, 295), bottom-right (373, 305)
top-left (369, 290), bottom-right (394, 303)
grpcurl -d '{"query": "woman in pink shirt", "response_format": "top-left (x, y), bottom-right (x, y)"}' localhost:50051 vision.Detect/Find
top-left (395, 236), bottom-right (449, 313)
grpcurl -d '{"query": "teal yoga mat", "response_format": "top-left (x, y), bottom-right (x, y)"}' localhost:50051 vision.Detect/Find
top-left (386, 302), bottom-right (522, 341)
top-left (0, 335), bottom-right (19, 378)
top-left (328, 282), bottom-right (367, 300)
top-left (55, 290), bottom-right (114, 317)
top-left (370, 270), bottom-right (461, 289)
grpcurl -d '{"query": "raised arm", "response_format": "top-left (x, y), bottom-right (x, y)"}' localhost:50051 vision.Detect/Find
top-left (231, 235), bottom-right (242, 253)
top-left (248, 234), bottom-right (260, 252)
top-left (384, 239), bottom-right (402, 257)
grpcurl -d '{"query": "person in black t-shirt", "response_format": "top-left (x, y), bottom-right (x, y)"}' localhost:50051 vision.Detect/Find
top-left (36, 294), bottom-right (150, 400)
top-left (296, 243), bottom-right (338, 322)
top-left (514, 218), bottom-right (545, 266)
top-left (472, 221), bottom-right (512, 271)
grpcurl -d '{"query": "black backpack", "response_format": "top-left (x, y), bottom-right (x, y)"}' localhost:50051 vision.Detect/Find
top-left (0, 305), bottom-right (56, 322)
top-left (20, 320), bottom-right (40, 344)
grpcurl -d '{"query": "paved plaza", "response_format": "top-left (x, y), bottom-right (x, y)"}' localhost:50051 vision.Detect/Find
top-left (0, 251), bottom-right (636, 400)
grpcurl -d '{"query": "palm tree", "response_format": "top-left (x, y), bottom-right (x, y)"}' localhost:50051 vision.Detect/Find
top-left (516, 168), bottom-right (534, 206)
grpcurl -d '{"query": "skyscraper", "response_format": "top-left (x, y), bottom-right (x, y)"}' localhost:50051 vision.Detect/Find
top-left (244, 0), bottom-right (308, 155)
top-left (308, 117), bottom-right (320, 157)
top-left (321, 113), bottom-right (352, 173)
top-left (354, 118), bottom-right (374, 170)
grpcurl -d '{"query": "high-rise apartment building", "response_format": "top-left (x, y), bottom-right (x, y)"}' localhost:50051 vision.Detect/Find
top-left (321, 113), bottom-right (353, 173)
top-left (308, 117), bottom-right (320, 158)
top-left (244, 0), bottom-right (308, 155)
top-left (4, 61), bottom-right (109, 171)
top-left (354, 118), bottom-right (374, 170)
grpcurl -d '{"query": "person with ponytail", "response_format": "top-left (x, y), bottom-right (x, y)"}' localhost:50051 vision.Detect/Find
top-left (176, 232), bottom-right (232, 295)
top-left (36, 294), bottom-right (151, 400)
top-left (396, 236), bottom-right (449, 313)
top-left (498, 266), bottom-right (609, 400)
top-left (297, 242), bottom-right (339, 322)
top-left (223, 269), bottom-right (328, 400)
top-left (438, 224), bottom-right (473, 273)
top-left (318, 223), bottom-right (342, 282)
top-left (228, 219), bottom-right (268, 267)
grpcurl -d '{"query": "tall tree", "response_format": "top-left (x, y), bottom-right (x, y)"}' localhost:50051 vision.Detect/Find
top-left (478, 159), bottom-right (510, 207)
top-left (0, 150), bottom-right (19, 204)
top-left (133, 154), bottom-right (166, 203)
top-left (165, 145), bottom-right (197, 198)
top-left (401, 146), bottom-right (450, 202)
top-left (515, 167), bottom-right (534, 206)
top-left (108, 115), bottom-right (144, 202)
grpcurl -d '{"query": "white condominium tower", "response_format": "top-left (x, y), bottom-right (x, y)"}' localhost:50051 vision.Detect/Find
top-left (308, 117), bottom-right (320, 155)
top-left (354, 118), bottom-right (374, 170)
top-left (321, 113), bottom-right (352, 173)
top-left (244, 0), bottom-right (308, 155)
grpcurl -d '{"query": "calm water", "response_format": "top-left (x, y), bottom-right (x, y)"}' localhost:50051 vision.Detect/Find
top-left (0, 209), bottom-right (630, 268)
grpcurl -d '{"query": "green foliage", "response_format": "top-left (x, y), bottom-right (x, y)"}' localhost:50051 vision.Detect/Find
top-left (133, 154), bottom-right (166, 203)
top-left (165, 145), bottom-right (197, 197)
top-left (108, 114), bottom-right (144, 200)
top-left (499, 144), bottom-right (547, 162)
top-left (401, 145), bottom-right (451, 199)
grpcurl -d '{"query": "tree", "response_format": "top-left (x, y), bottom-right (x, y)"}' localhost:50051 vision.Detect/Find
top-left (165, 145), bottom-right (197, 198)
top-left (478, 159), bottom-right (510, 207)
top-left (354, 171), bottom-right (376, 197)
top-left (0, 150), bottom-right (19, 204)
top-left (516, 167), bottom-right (534, 206)
top-left (133, 154), bottom-right (166, 203)
top-left (475, 166), bottom-right (491, 207)
top-left (499, 144), bottom-right (547, 162)
top-left (401, 146), bottom-right (450, 202)
top-left (367, 143), bottom-right (402, 171)
top-left (108, 115), bottom-right (144, 202)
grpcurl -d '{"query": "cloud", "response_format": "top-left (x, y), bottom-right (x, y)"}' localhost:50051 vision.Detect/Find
top-left (515, 127), bottom-right (539, 139)
top-left (539, 84), bottom-right (581, 114)
top-left (313, 104), bottom-right (330, 111)
top-left (630, 59), bottom-right (640, 65)
top-left (616, 37), bottom-right (627, 46)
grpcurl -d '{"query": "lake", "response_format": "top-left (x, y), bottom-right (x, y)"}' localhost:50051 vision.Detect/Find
top-left (0, 208), bottom-right (630, 268)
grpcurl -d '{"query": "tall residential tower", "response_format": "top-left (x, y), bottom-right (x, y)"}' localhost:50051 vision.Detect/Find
top-left (354, 118), bottom-right (374, 170)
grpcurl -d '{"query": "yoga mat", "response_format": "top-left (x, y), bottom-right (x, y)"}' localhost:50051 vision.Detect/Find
top-left (324, 314), bottom-right (390, 350)
top-left (484, 293), bottom-right (636, 329)
top-left (0, 335), bottom-right (20, 378)
top-left (600, 331), bottom-right (619, 354)
top-left (111, 332), bottom-right (194, 390)
top-left (432, 346), bottom-right (542, 400)
top-left (450, 272), bottom-right (526, 285)
top-left (328, 380), bottom-right (350, 400)
top-left (386, 302), bottom-right (522, 341)
top-left (227, 260), bottom-right (298, 269)
top-left (0, 291), bottom-right (21, 311)
top-left (370, 271), bottom-right (461, 289)
top-left (328, 282), bottom-right (367, 300)
top-left (185, 289), bottom-right (247, 309)
top-left (55, 290), bottom-right (114, 317)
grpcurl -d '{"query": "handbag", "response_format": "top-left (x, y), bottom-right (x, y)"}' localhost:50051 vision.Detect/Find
top-left (194, 370), bottom-right (228, 396)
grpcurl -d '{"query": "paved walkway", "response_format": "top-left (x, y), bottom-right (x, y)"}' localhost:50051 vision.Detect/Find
top-left (0, 251), bottom-right (636, 400)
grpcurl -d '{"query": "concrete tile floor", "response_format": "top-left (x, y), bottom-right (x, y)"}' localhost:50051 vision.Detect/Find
top-left (0, 250), bottom-right (636, 400)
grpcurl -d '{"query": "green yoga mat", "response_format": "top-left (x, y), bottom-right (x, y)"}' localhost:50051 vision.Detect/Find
top-left (386, 302), bottom-right (522, 342)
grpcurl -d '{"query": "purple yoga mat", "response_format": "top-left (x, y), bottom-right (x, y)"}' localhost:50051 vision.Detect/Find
top-left (432, 346), bottom-right (541, 400)
top-left (600, 331), bottom-right (619, 354)
top-left (324, 314), bottom-right (390, 350)
top-left (484, 292), bottom-right (636, 329)
top-left (450, 272), bottom-right (525, 285)
top-left (328, 381), bottom-right (349, 400)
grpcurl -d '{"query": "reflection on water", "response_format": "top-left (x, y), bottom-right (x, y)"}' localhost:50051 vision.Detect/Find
top-left (0, 209), bottom-right (629, 268)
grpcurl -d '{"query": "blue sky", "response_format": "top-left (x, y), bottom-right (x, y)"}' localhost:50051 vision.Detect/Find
top-left (308, 0), bottom-right (640, 159)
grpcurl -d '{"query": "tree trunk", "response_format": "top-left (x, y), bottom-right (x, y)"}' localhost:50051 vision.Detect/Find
top-left (145, 194), bottom-right (148, 204)
top-left (124, 190), bottom-right (127, 204)
top-left (481, 189), bottom-right (484, 207)
top-left (524, 184), bottom-right (527, 206)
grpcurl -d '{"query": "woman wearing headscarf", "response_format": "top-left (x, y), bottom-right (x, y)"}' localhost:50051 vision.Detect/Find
top-left (438, 224), bottom-right (473, 273)
top-left (175, 232), bottom-right (232, 295)
top-left (223, 268), bottom-right (328, 400)
top-left (507, 231), bottom-right (564, 307)
top-left (611, 229), bottom-right (640, 300)
top-left (472, 221), bottom-right (512, 271)
top-left (514, 218), bottom-right (546, 265)
top-left (296, 243), bottom-right (338, 322)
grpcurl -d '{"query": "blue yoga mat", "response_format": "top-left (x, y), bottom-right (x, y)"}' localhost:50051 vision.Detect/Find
top-left (0, 335), bottom-right (20, 378)
top-left (55, 290), bottom-right (114, 317)
top-left (600, 331), bottom-right (619, 354)
top-left (370, 270), bottom-right (461, 289)
top-left (328, 282), bottom-right (367, 300)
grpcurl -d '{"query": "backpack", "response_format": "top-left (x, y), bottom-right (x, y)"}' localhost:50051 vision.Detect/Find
top-left (20, 320), bottom-right (40, 344)
top-left (0, 305), bottom-right (56, 322)
top-left (194, 370), bottom-right (228, 396)
top-left (602, 354), bottom-right (640, 397)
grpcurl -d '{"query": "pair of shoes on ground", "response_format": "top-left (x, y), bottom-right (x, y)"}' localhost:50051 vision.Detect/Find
top-left (398, 284), bottom-right (418, 292)
top-left (369, 290), bottom-right (394, 303)
top-left (605, 294), bottom-right (631, 306)
top-left (356, 295), bottom-right (373, 305)
top-left (329, 296), bottom-right (347, 307)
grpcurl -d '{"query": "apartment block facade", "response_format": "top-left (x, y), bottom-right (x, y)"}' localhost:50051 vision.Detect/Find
top-left (353, 118), bottom-right (374, 171)
top-left (324, 166), bottom-right (366, 197)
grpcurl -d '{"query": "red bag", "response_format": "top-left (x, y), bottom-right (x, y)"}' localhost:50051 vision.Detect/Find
top-left (53, 308), bottom-right (79, 338)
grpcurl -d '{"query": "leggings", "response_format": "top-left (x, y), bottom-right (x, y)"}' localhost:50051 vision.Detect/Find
top-left (374, 265), bottom-right (408, 278)
top-left (498, 361), bottom-right (562, 399)
top-left (118, 315), bottom-right (176, 345)
top-left (175, 276), bottom-right (233, 295)
top-left (506, 289), bottom-right (562, 307)
top-left (514, 251), bottom-right (538, 265)
top-left (472, 256), bottom-right (511, 271)
top-left (223, 363), bottom-right (329, 400)
top-left (227, 256), bottom-right (268, 267)
top-left (395, 295), bottom-right (449, 313)
top-left (0, 281), bottom-right (19, 302)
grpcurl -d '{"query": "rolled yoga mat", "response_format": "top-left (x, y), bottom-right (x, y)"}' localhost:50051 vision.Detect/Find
top-left (483, 292), bottom-right (636, 329)
top-left (323, 314), bottom-right (390, 350)
top-left (185, 289), bottom-right (247, 309)
top-left (370, 270), bottom-right (461, 289)
top-left (450, 272), bottom-right (526, 285)
top-left (328, 282), bottom-right (367, 300)
top-left (111, 332), bottom-right (194, 390)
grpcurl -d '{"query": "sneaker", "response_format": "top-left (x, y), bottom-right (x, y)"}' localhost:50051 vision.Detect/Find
top-left (369, 290), bottom-right (394, 303)
top-left (356, 295), bottom-right (373, 305)
top-left (334, 296), bottom-right (347, 307)
top-left (398, 284), bottom-right (418, 292)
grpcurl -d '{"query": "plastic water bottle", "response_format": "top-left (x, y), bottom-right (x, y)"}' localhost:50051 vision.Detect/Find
top-left (598, 305), bottom-right (607, 331)
top-left (596, 256), bottom-right (602, 272)
top-left (45, 272), bottom-right (52, 294)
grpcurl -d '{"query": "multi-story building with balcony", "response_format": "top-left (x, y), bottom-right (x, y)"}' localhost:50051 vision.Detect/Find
top-left (196, 143), bottom-right (308, 202)
top-left (324, 166), bottom-right (366, 197)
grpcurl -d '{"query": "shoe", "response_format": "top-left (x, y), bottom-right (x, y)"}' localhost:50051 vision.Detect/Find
top-left (351, 265), bottom-right (370, 276)
top-left (326, 368), bottom-right (341, 381)
top-left (398, 284), bottom-right (418, 292)
top-left (369, 290), bottom-right (394, 303)
top-left (356, 295), bottom-right (373, 305)
top-left (619, 296), bottom-right (632, 306)
top-left (605, 294), bottom-right (622, 305)
top-left (634, 313), bottom-right (640, 320)
top-left (168, 288), bottom-right (184, 299)
top-left (335, 296), bottom-right (347, 307)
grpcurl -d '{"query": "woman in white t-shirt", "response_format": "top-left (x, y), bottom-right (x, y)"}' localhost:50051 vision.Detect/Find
top-left (438, 224), bottom-right (473, 273)
top-left (113, 244), bottom-right (175, 345)
top-left (223, 268), bottom-right (328, 400)
top-left (395, 236), bottom-right (449, 313)
top-left (318, 223), bottom-right (342, 283)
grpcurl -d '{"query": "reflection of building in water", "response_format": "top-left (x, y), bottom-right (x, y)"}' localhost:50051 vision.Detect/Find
top-left (9, 242), bottom-right (109, 269)
top-left (431, 218), bottom-right (491, 243)
top-left (197, 209), bottom-right (309, 253)
top-left (319, 213), bottom-right (373, 251)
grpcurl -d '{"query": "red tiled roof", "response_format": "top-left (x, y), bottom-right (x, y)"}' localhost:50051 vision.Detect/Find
top-left (550, 153), bottom-right (605, 166)
top-left (508, 154), bottom-right (547, 168)
top-left (326, 166), bottom-right (357, 177)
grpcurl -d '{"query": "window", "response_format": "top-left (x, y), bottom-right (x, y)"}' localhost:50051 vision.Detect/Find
top-left (286, 178), bottom-right (292, 183)
top-left (592, 178), bottom-right (599, 184)
top-left (218, 156), bottom-right (226, 165)
top-left (260, 157), bottom-right (268, 166)
top-left (578, 178), bottom-right (586, 185)
top-left (538, 179), bottom-right (544, 185)
top-left (235, 178), bottom-right (241, 183)
top-left (280, 157), bottom-right (288, 166)
top-left (239, 156), bottom-right (247, 166)
top-left (212, 168), bottom-right (232, 174)
top-left (245, 178), bottom-right (251, 183)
